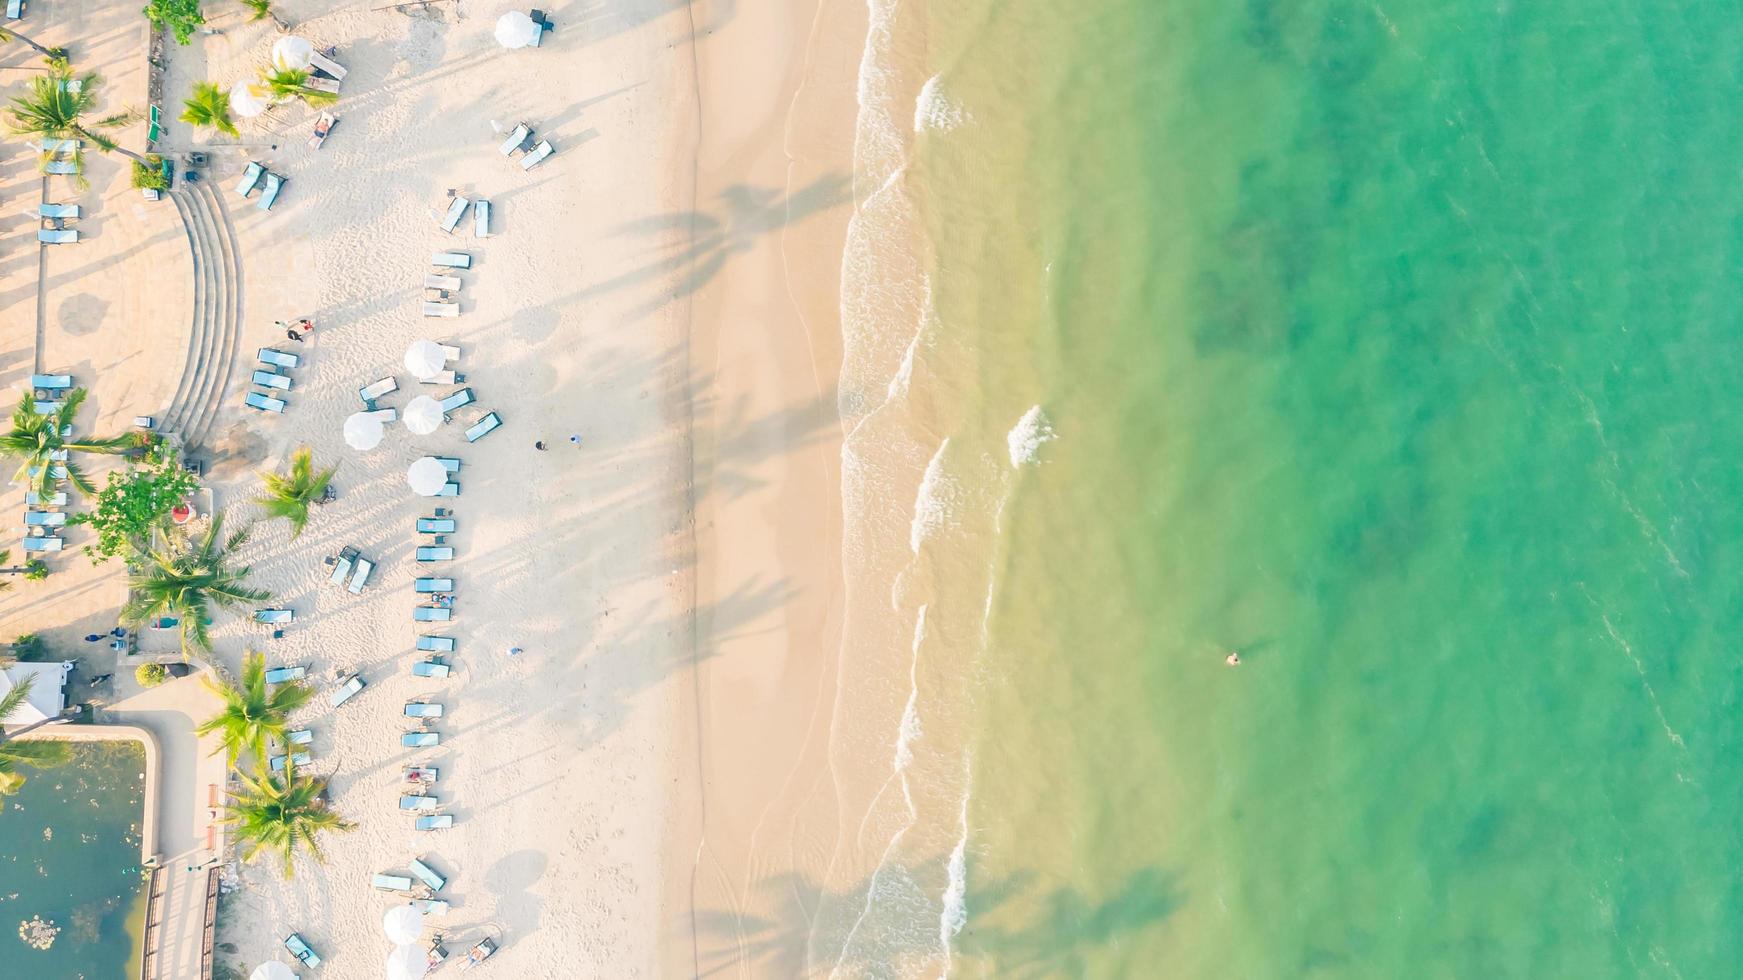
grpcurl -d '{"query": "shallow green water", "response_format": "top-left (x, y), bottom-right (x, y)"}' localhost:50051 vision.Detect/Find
top-left (904, 0), bottom-right (1743, 975)
top-left (0, 741), bottom-right (148, 979)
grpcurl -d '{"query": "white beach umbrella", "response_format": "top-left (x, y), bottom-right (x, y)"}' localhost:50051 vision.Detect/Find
top-left (403, 339), bottom-right (447, 379)
top-left (385, 942), bottom-right (430, 980)
top-left (249, 962), bottom-right (297, 980)
top-left (407, 456), bottom-right (448, 496)
top-left (270, 35), bottom-right (316, 72)
top-left (403, 396), bottom-right (443, 436)
top-left (381, 903), bottom-right (424, 945)
top-left (495, 10), bottom-right (540, 49)
top-left (343, 412), bottom-right (385, 451)
top-left (228, 79), bottom-right (271, 118)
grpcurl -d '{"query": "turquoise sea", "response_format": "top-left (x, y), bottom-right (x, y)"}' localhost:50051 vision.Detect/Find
top-left (0, 741), bottom-right (147, 979)
top-left (823, 0), bottom-right (1743, 975)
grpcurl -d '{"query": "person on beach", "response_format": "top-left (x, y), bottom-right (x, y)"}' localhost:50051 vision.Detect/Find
top-left (286, 328), bottom-right (304, 343)
top-left (535, 441), bottom-right (546, 451)
top-left (83, 633), bottom-right (103, 643)
top-left (569, 434), bottom-right (581, 447)
top-left (1226, 651), bottom-right (1241, 666)
top-left (507, 645), bottom-right (522, 657)
top-left (296, 318), bottom-right (314, 335)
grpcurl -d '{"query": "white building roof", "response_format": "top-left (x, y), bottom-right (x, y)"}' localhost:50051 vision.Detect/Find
top-left (0, 661), bottom-right (72, 725)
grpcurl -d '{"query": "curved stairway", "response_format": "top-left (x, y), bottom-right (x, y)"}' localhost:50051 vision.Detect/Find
top-left (159, 177), bottom-right (244, 452)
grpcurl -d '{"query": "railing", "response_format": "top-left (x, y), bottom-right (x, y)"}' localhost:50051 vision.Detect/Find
top-left (138, 865), bottom-right (165, 979)
top-left (199, 866), bottom-right (219, 980)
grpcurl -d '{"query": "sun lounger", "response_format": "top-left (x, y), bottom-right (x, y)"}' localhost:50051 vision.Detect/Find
top-left (236, 162), bottom-right (264, 197)
top-left (37, 229), bottom-right (77, 244)
top-left (25, 491), bottom-right (66, 507)
top-left (415, 578), bottom-right (454, 593)
top-left (308, 50), bottom-right (347, 80)
top-left (359, 407), bottom-right (397, 422)
top-left (418, 370), bottom-right (459, 385)
top-left (347, 557), bottom-right (374, 594)
top-left (258, 172), bottom-right (285, 211)
top-left (422, 301), bottom-right (459, 318)
top-left (257, 347), bottom-right (299, 369)
top-left (46, 448), bottom-right (67, 462)
top-left (24, 510), bottom-right (65, 527)
top-left (522, 140), bottom-right (554, 171)
top-left (415, 546), bottom-right (454, 562)
top-left (287, 729), bottom-right (313, 745)
top-left (6, 0), bottom-right (23, 21)
top-left (409, 858), bottom-right (446, 891)
top-left (439, 343), bottom-right (461, 361)
top-left (438, 389), bottom-right (475, 414)
top-left (425, 274), bottom-right (462, 290)
top-left (432, 251), bottom-right (471, 269)
top-left (251, 369), bottom-right (292, 391)
top-left (415, 635), bottom-right (453, 652)
top-left (263, 665), bottom-right (306, 684)
top-left (402, 731), bottom-right (440, 747)
top-left (413, 605), bottom-right (452, 622)
top-left (440, 196), bottom-right (469, 233)
top-left (245, 392), bottom-right (287, 413)
top-left (415, 814), bottom-right (453, 831)
top-left (26, 464), bottom-right (68, 481)
top-left (412, 658), bottom-right (450, 678)
top-left (417, 518), bottom-right (457, 533)
top-left (372, 873), bottom-right (415, 893)
top-left (254, 608), bottom-right (294, 624)
top-left (308, 111), bottom-right (337, 149)
top-left (405, 764), bottom-right (438, 781)
top-left (359, 376), bottom-right (398, 403)
top-left (268, 751), bottom-right (312, 772)
top-left (432, 482), bottom-right (458, 497)
top-left (30, 374), bottom-right (72, 390)
top-left (462, 937), bottom-right (497, 970)
top-left (304, 75), bottom-right (340, 95)
top-left (43, 160), bottom-right (78, 176)
top-left (400, 794), bottom-right (440, 810)
top-left (32, 401), bottom-right (57, 413)
top-left (464, 412), bottom-right (502, 442)
top-left (474, 199), bottom-right (490, 237)
top-left (284, 933), bottom-right (321, 968)
top-left (404, 702), bottom-right (444, 718)
top-left (331, 673), bottom-right (365, 707)
top-left (499, 123), bottom-right (531, 155)
top-left (36, 141), bottom-right (79, 157)
top-left (37, 204), bottom-right (78, 219)
top-left (22, 535), bottom-right (62, 552)
top-left (414, 899), bottom-right (449, 915)
top-left (329, 554), bottom-right (353, 585)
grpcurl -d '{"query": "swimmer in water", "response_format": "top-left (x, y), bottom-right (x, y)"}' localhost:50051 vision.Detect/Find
top-left (1226, 651), bottom-right (1241, 666)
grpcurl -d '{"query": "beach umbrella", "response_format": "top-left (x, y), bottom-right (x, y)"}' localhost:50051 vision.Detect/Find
top-left (270, 35), bottom-right (315, 72)
top-left (406, 457), bottom-right (447, 496)
top-left (382, 903), bottom-right (424, 945)
top-left (385, 942), bottom-right (430, 980)
top-left (228, 79), bottom-right (271, 118)
top-left (403, 396), bottom-right (443, 436)
top-left (343, 412), bottom-right (385, 451)
top-left (403, 340), bottom-right (447, 379)
top-left (249, 963), bottom-right (297, 980)
top-left (495, 10), bottom-right (540, 49)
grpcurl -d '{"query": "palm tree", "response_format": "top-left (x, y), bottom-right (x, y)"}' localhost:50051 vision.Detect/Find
top-left (180, 80), bottom-right (238, 137)
top-left (0, 389), bottom-right (130, 496)
top-left (0, 676), bottom-right (73, 797)
top-left (0, 25), bottom-right (63, 59)
top-left (195, 651), bottom-right (312, 765)
top-left (240, 0), bottom-right (273, 21)
top-left (6, 69), bottom-right (147, 167)
top-left (255, 448), bottom-right (334, 539)
top-left (122, 511), bottom-right (269, 652)
top-left (259, 67), bottom-right (337, 107)
top-left (223, 760), bottom-right (352, 876)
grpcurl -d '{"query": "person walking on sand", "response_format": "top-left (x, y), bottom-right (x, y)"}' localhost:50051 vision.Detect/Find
top-left (534, 441), bottom-right (546, 451)
top-left (569, 434), bottom-right (581, 447)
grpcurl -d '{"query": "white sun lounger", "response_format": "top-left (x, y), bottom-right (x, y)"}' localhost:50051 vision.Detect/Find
top-left (245, 392), bottom-right (287, 413)
top-left (425, 274), bottom-right (462, 290)
top-left (37, 203), bottom-right (78, 219)
top-left (416, 546), bottom-right (454, 562)
top-left (439, 343), bottom-right (461, 361)
top-left (252, 370), bottom-right (292, 390)
top-left (258, 172), bottom-right (285, 211)
top-left (43, 160), bottom-right (78, 176)
top-left (412, 658), bottom-right (450, 678)
top-left (402, 731), bottom-right (440, 747)
top-left (269, 751), bottom-right (312, 772)
top-left (359, 407), bottom-right (397, 422)
top-left (438, 389), bottom-right (474, 414)
top-left (409, 858), bottom-right (446, 891)
top-left (359, 376), bottom-right (398, 403)
top-left (329, 554), bottom-right (353, 585)
top-left (464, 412), bottom-right (502, 442)
top-left (404, 702), bottom-right (444, 718)
top-left (416, 636), bottom-right (454, 653)
top-left (372, 874), bottom-right (415, 892)
top-left (431, 252), bottom-right (471, 269)
top-left (331, 673), bottom-right (365, 707)
top-left (418, 371), bottom-right (458, 385)
top-left (263, 665), bottom-right (306, 684)
top-left (474, 200), bottom-right (489, 237)
top-left (400, 795), bottom-right (440, 810)
top-left (521, 140), bottom-right (553, 171)
top-left (415, 578), bottom-right (454, 593)
top-left (417, 518), bottom-right (456, 534)
top-left (413, 605), bottom-right (451, 622)
top-left (440, 196), bottom-right (469, 233)
top-left (6, 0), bottom-right (23, 22)
top-left (347, 557), bottom-right (374, 594)
top-left (24, 510), bottom-right (65, 527)
top-left (257, 347), bottom-right (299, 369)
top-left (308, 50), bottom-right (348, 79)
top-left (287, 729), bottom-right (313, 745)
top-left (416, 815), bottom-right (453, 831)
top-left (25, 491), bottom-right (66, 507)
top-left (422, 301), bottom-right (459, 318)
top-left (499, 124), bottom-right (530, 155)
top-left (38, 229), bottom-right (78, 244)
top-left (413, 899), bottom-right (448, 915)
top-left (304, 76), bottom-right (339, 95)
top-left (255, 608), bottom-right (294, 624)
top-left (22, 535), bottom-right (62, 552)
top-left (236, 161), bottom-right (264, 197)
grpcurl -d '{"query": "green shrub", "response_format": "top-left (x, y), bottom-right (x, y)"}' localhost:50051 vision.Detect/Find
top-left (131, 155), bottom-right (169, 191)
top-left (11, 633), bottom-right (48, 661)
top-left (23, 560), bottom-right (48, 581)
top-left (135, 663), bottom-right (168, 687)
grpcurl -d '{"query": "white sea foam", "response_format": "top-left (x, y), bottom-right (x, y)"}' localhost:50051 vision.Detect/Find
top-left (937, 791), bottom-right (971, 974)
top-left (914, 75), bottom-right (966, 133)
top-left (910, 439), bottom-right (954, 553)
top-left (894, 606), bottom-right (927, 770)
top-left (1007, 405), bottom-right (1056, 467)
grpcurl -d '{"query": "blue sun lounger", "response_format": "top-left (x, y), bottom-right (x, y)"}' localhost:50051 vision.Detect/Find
top-left (254, 608), bottom-right (294, 624)
top-left (257, 347), bottom-right (299, 369)
top-left (284, 933), bottom-right (321, 968)
top-left (263, 665), bottom-right (306, 684)
top-left (416, 814), bottom-right (454, 831)
top-left (417, 518), bottom-right (456, 534)
top-left (436, 482), bottom-right (459, 497)
top-left (245, 392), bottom-right (286, 413)
top-left (474, 199), bottom-right (490, 237)
top-left (521, 139), bottom-right (553, 171)
top-left (24, 510), bottom-right (65, 527)
top-left (416, 546), bottom-right (454, 562)
top-left (416, 636), bottom-right (455, 653)
top-left (348, 557), bottom-right (374, 594)
top-left (414, 605), bottom-right (451, 622)
top-left (37, 203), bottom-right (78, 220)
top-left (464, 412), bottom-right (502, 442)
top-left (331, 673), bottom-right (365, 706)
top-left (414, 899), bottom-right (449, 915)
top-left (404, 702), bottom-right (444, 718)
top-left (236, 162), bottom-right (264, 197)
top-left (359, 376), bottom-right (398, 405)
top-left (26, 464), bottom-right (68, 481)
top-left (268, 751), bottom-right (312, 772)
top-left (258, 172), bottom-right (285, 211)
top-left (438, 388), bottom-right (475, 414)
top-left (412, 658), bottom-right (450, 678)
top-left (440, 196), bottom-right (469, 233)
top-left (431, 251), bottom-right (471, 269)
top-left (251, 369), bottom-right (292, 391)
top-left (44, 160), bottom-right (77, 176)
top-left (372, 873), bottom-right (415, 893)
top-left (409, 858), bottom-right (446, 891)
top-left (414, 578), bottom-right (453, 593)
top-left (329, 554), bottom-right (353, 585)
top-left (37, 229), bottom-right (77, 244)
top-left (30, 374), bottom-right (72, 391)
top-left (23, 535), bottom-right (63, 552)
top-left (25, 491), bottom-right (67, 507)
top-left (400, 794), bottom-right (441, 810)
top-left (287, 729), bottom-right (313, 745)
top-left (434, 456), bottom-right (461, 472)
top-left (402, 731), bottom-right (440, 747)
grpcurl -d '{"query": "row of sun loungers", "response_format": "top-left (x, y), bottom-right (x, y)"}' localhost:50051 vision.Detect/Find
top-left (498, 121), bottom-right (555, 171)
top-left (37, 200), bottom-right (80, 244)
top-left (236, 161), bottom-right (288, 211)
top-left (438, 195), bottom-right (492, 237)
top-left (22, 377), bottom-right (74, 552)
top-left (247, 347), bottom-right (304, 415)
